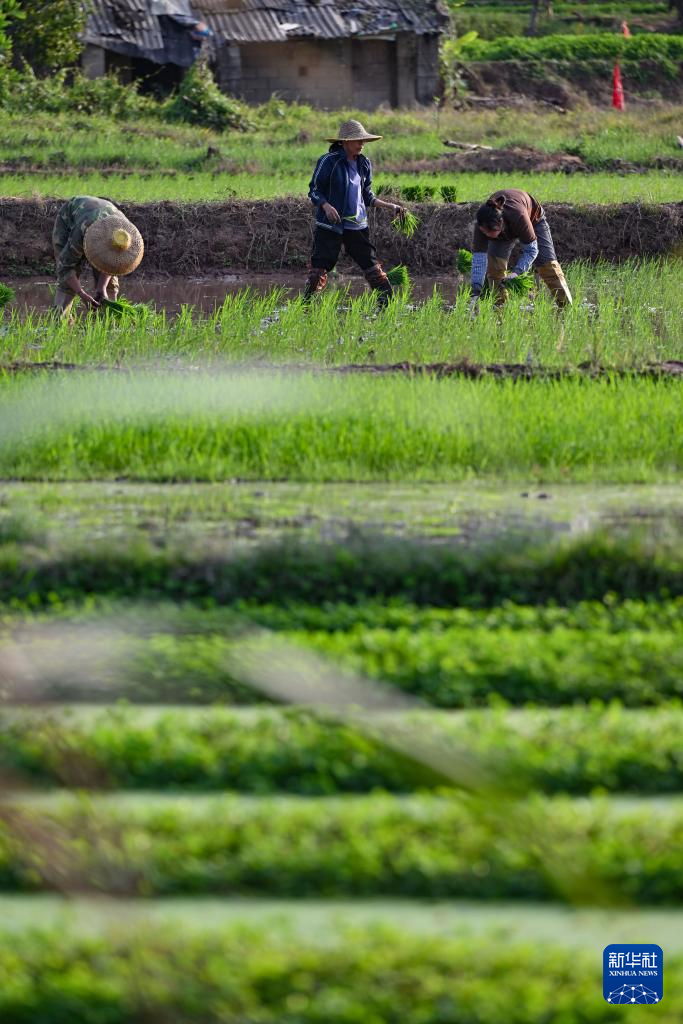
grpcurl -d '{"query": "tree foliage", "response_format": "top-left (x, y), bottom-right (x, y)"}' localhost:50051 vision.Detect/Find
top-left (10, 0), bottom-right (90, 75)
top-left (0, 0), bottom-right (22, 71)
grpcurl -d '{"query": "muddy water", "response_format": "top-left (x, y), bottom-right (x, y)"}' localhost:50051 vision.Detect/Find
top-left (8, 272), bottom-right (459, 316)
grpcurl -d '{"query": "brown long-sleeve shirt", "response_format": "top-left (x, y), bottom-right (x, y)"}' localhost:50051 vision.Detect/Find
top-left (473, 189), bottom-right (542, 251)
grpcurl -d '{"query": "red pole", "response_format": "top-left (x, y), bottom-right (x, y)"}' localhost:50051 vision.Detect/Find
top-left (612, 61), bottom-right (625, 109)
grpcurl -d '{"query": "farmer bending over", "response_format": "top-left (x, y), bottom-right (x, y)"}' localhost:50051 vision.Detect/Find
top-left (305, 120), bottom-right (405, 307)
top-left (470, 189), bottom-right (571, 308)
top-left (52, 196), bottom-right (144, 317)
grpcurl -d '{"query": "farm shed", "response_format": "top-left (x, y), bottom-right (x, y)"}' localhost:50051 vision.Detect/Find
top-left (82, 0), bottom-right (449, 107)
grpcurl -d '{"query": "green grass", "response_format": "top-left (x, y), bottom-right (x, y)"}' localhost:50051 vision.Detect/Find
top-left (458, 30), bottom-right (683, 62)
top-left (1, 105), bottom-right (680, 177)
top-left (1, 373), bottom-right (683, 483)
top-left (455, 0), bottom-right (676, 39)
top-left (2, 790), bottom-right (683, 901)
top-left (4, 703), bottom-right (683, 795)
top-left (3, 261), bottom-right (682, 369)
top-left (2, 928), bottom-right (680, 1023)
top-left (3, 169), bottom-right (681, 203)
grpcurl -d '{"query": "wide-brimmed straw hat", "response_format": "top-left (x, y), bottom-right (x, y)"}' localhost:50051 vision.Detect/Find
top-left (326, 119), bottom-right (382, 143)
top-left (83, 215), bottom-right (144, 277)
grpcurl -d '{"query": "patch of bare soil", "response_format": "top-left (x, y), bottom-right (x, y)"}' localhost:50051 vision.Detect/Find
top-left (383, 148), bottom-right (591, 175)
top-left (3, 360), bottom-right (683, 380)
top-left (382, 148), bottom-right (683, 176)
top-left (1, 197), bottom-right (681, 277)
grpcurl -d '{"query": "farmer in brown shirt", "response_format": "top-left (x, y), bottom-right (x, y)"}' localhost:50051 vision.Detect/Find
top-left (469, 189), bottom-right (571, 307)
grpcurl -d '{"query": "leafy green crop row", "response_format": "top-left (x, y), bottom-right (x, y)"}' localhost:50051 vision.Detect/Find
top-left (1, 792), bottom-right (682, 901)
top-left (3, 928), bottom-right (681, 1023)
top-left (459, 31), bottom-right (683, 62)
top-left (4, 705), bottom-right (683, 795)
top-left (3, 619), bottom-right (682, 706)
top-left (2, 531), bottom-right (683, 609)
top-left (6, 595), bottom-right (683, 637)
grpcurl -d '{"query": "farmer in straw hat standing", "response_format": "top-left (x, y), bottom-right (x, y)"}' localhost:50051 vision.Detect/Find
top-left (304, 119), bottom-right (405, 306)
top-left (469, 188), bottom-right (572, 309)
top-left (52, 196), bottom-right (144, 317)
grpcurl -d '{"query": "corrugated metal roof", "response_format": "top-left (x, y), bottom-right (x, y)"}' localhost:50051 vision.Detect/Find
top-left (85, 0), bottom-right (166, 58)
top-left (194, 0), bottom-right (447, 42)
top-left (85, 0), bottom-right (447, 56)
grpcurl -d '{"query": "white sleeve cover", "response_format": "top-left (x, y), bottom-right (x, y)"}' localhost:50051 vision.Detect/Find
top-left (470, 252), bottom-right (487, 292)
top-left (512, 240), bottom-right (539, 275)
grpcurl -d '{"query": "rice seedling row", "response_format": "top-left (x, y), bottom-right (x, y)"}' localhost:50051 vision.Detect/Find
top-left (3, 169), bottom-right (681, 204)
top-left (1, 373), bottom-right (682, 483)
top-left (2, 260), bottom-right (679, 370)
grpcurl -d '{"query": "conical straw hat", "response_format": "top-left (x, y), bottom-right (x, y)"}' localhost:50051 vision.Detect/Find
top-left (326, 119), bottom-right (382, 142)
top-left (83, 215), bottom-right (144, 277)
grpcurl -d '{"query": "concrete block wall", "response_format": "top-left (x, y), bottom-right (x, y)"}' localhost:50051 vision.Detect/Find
top-left (351, 39), bottom-right (396, 108)
top-left (235, 40), bottom-right (355, 107)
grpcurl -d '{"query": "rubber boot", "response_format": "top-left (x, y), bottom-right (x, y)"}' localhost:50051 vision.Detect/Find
top-left (536, 260), bottom-right (572, 308)
top-left (365, 264), bottom-right (393, 308)
top-left (303, 267), bottom-right (328, 302)
top-left (486, 255), bottom-right (509, 306)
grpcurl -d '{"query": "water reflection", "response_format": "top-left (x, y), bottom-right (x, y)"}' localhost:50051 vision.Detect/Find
top-left (7, 273), bottom-right (458, 317)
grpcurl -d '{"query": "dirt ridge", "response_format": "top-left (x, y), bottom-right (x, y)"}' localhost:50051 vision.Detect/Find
top-left (3, 360), bottom-right (683, 381)
top-left (1, 198), bottom-right (681, 277)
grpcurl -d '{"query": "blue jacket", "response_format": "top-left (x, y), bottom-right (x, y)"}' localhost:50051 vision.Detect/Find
top-left (308, 145), bottom-right (376, 234)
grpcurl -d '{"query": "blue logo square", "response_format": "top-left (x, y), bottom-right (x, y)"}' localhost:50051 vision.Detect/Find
top-left (604, 944), bottom-right (663, 1004)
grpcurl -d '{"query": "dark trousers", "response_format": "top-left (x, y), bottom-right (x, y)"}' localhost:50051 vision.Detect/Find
top-left (310, 226), bottom-right (379, 272)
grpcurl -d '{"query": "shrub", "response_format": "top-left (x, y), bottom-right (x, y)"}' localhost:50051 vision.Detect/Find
top-left (4, 66), bottom-right (155, 117)
top-left (163, 60), bottom-right (253, 132)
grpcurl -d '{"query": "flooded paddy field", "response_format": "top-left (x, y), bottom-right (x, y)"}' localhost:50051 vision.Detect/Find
top-left (6, 271), bottom-right (461, 315)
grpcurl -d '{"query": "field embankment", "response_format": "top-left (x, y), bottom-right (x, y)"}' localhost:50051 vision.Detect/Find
top-left (2, 197), bottom-right (681, 276)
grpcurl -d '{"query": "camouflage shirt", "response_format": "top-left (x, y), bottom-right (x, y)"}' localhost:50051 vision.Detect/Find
top-left (52, 196), bottom-right (121, 286)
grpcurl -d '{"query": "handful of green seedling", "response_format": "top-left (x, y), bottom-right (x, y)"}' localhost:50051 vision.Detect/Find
top-left (101, 297), bottom-right (146, 320)
top-left (456, 248), bottom-right (472, 274)
top-left (501, 272), bottom-right (535, 295)
top-left (456, 249), bottom-right (534, 294)
top-left (391, 210), bottom-right (420, 238)
top-left (386, 265), bottom-right (411, 290)
top-left (0, 282), bottom-right (16, 308)
top-left (440, 185), bottom-right (458, 203)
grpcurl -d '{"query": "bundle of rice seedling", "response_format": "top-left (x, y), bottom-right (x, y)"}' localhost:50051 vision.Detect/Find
top-left (386, 265), bottom-right (411, 290)
top-left (503, 272), bottom-right (535, 295)
top-left (101, 297), bottom-right (147, 321)
top-left (391, 210), bottom-right (420, 238)
top-left (456, 248), bottom-right (472, 274)
top-left (401, 185), bottom-right (425, 202)
top-left (441, 185), bottom-right (458, 203)
top-left (0, 282), bottom-right (16, 308)
top-left (456, 249), bottom-right (534, 295)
